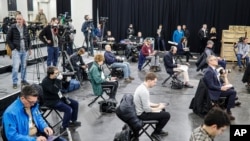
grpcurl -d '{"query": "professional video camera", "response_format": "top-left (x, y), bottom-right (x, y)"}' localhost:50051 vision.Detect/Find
top-left (2, 17), bottom-right (16, 34)
top-left (27, 22), bottom-right (44, 36)
top-left (100, 17), bottom-right (108, 22)
top-left (238, 37), bottom-right (245, 43)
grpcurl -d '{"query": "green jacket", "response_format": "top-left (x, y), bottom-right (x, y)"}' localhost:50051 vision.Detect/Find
top-left (88, 62), bottom-right (109, 96)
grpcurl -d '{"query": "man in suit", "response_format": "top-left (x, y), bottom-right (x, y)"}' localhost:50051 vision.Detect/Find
top-left (163, 46), bottom-right (193, 88)
top-left (203, 55), bottom-right (236, 120)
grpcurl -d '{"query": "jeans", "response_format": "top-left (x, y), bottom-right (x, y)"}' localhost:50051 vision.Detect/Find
top-left (47, 46), bottom-right (59, 66)
top-left (237, 54), bottom-right (249, 67)
top-left (53, 98), bottom-right (79, 129)
top-left (84, 34), bottom-right (94, 55)
top-left (139, 111), bottom-right (171, 134)
top-left (12, 50), bottom-right (28, 84)
top-left (111, 62), bottom-right (131, 78)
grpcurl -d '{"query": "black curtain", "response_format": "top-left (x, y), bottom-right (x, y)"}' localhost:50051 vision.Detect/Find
top-left (56, 0), bottom-right (71, 17)
top-left (93, 0), bottom-right (250, 52)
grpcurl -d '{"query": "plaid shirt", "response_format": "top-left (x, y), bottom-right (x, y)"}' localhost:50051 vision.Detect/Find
top-left (189, 126), bottom-right (214, 141)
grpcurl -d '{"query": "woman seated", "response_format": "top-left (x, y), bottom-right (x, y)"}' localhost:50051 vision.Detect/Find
top-left (88, 54), bottom-right (118, 103)
top-left (177, 37), bottom-right (197, 65)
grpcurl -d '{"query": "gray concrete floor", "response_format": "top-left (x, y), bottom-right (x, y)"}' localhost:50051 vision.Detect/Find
top-left (0, 51), bottom-right (250, 141)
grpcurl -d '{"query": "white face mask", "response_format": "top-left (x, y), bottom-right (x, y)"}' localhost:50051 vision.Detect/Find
top-left (57, 73), bottom-right (63, 80)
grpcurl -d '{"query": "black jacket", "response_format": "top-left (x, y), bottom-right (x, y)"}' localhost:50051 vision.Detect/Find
top-left (116, 94), bottom-right (143, 132)
top-left (189, 78), bottom-right (212, 117)
top-left (69, 52), bottom-right (85, 69)
top-left (163, 51), bottom-right (177, 74)
top-left (39, 25), bottom-right (58, 46)
top-left (6, 24), bottom-right (31, 51)
top-left (195, 52), bottom-right (208, 71)
top-left (242, 62), bottom-right (250, 83)
top-left (41, 76), bottom-right (62, 107)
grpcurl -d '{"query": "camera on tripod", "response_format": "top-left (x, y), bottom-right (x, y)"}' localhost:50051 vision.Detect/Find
top-left (100, 17), bottom-right (108, 22)
top-left (27, 22), bottom-right (44, 34)
top-left (2, 16), bottom-right (16, 34)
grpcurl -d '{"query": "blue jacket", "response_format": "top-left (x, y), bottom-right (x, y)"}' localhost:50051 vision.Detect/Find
top-left (3, 97), bottom-right (48, 141)
top-left (104, 51), bottom-right (117, 65)
top-left (172, 30), bottom-right (184, 43)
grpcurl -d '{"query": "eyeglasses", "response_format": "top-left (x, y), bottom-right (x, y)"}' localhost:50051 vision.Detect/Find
top-left (25, 98), bottom-right (37, 105)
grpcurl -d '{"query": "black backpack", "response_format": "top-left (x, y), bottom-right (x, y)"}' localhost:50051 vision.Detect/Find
top-left (113, 124), bottom-right (131, 141)
top-left (171, 78), bottom-right (184, 89)
top-left (99, 100), bottom-right (116, 113)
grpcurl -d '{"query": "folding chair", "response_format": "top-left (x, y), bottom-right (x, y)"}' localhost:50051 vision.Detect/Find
top-left (88, 87), bottom-right (112, 107)
top-left (104, 62), bottom-right (124, 79)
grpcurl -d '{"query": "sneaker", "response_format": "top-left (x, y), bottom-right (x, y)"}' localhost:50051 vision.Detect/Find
top-left (60, 127), bottom-right (68, 136)
top-left (124, 78), bottom-right (132, 83)
top-left (151, 133), bottom-right (162, 141)
top-left (192, 56), bottom-right (197, 59)
top-left (184, 84), bottom-right (194, 88)
top-left (21, 80), bottom-right (29, 85)
top-left (129, 76), bottom-right (135, 80)
top-left (234, 101), bottom-right (241, 107)
top-left (158, 130), bottom-right (169, 136)
top-left (13, 84), bottom-right (17, 89)
top-left (68, 121), bottom-right (81, 127)
top-left (226, 112), bottom-right (235, 120)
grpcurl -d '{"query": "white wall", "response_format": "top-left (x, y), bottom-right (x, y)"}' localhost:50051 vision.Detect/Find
top-left (0, 0), bottom-right (92, 46)
top-left (71, 0), bottom-right (93, 47)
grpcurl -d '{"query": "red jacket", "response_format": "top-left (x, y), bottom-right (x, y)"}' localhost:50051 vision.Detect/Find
top-left (141, 44), bottom-right (153, 56)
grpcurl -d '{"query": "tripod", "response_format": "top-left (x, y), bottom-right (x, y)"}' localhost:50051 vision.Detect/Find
top-left (30, 30), bottom-right (46, 84)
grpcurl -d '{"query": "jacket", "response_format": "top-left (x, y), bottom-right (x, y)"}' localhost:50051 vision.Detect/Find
top-left (39, 25), bottom-right (58, 47)
top-left (88, 62), bottom-right (108, 96)
top-left (68, 52), bottom-right (85, 69)
top-left (3, 98), bottom-right (48, 141)
top-left (104, 51), bottom-right (117, 65)
top-left (41, 76), bottom-right (62, 107)
top-left (163, 51), bottom-right (177, 74)
top-left (195, 52), bottom-right (208, 71)
top-left (141, 44), bottom-right (153, 56)
top-left (203, 66), bottom-right (222, 100)
top-left (116, 94), bottom-right (143, 131)
top-left (6, 24), bottom-right (31, 51)
top-left (242, 62), bottom-right (250, 83)
top-left (189, 79), bottom-right (212, 117)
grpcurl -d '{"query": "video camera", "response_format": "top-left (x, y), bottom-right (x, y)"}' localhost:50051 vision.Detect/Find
top-left (27, 22), bottom-right (44, 34)
top-left (100, 17), bottom-right (108, 22)
top-left (2, 17), bottom-right (16, 34)
top-left (238, 37), bottom-right (246, 43)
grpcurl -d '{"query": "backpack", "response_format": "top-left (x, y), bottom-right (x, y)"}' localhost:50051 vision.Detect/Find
top-left (113, 124), bottom-right (131, 141)
top-left (99, 100), bottom-right (117, 113)
top-left (171, 78), bottom-right (184, 89)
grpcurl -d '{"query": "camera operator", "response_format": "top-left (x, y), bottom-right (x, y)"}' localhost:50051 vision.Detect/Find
top-left (41, 66), bottom-right (81, 134)
top-left (81, 15), bottom-right (95, 56)
top-left (6, 14), bottom-right (31, 89)
top-left (39, 17), bottom-right (59, 66)
top-left (34, 9), bottom-right (48, 26)
top-left (234, 37), bottom-right (249, 71)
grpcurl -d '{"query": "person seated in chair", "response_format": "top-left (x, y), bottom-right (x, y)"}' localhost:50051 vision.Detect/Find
top-left (205, 40), bottom-right (227, 69)
top-left (65, 48), bottom-right (88, 83)
top-left (138, 38), bottom-right (159, 71)
top-left (104, 44), bottom-right (134, 83)
top-left (41, 66), bottom-right (81, 134)
top-left (164, 46), bottom-right (194, 88)
top-left (177, 37), bottom-right (197, 65)
top-left (134, 72), bottom-right (170, 141)
top-left (88, 54), bottom-right (118, 103)
top-left (234, 37), bottom-right (249, 71)
top-left (203, 55), bottom-right (237, 120)
top-left (104, 30), bottom-right (115, 43)
top-left (2, 85), bottom-right (66, 141)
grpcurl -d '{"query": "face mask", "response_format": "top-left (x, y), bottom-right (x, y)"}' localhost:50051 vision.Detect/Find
top-left (57, 73), bottom-right (63, 80)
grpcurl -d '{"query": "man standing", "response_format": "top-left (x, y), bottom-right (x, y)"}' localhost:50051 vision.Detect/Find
top-left (235, 37), bottom-right (249, 71)
top-left (39, 17), bottom-right (59, 66)
top-left (2, 85), bottom-right (66, 141)
top-left (81, 15), bottom-right (95, 56)
top-left (203, 55), bottom-right (236, 120)
top-left (172, 25), bottom-right (184, 43)
top-left (6, 14), bottom-right (31, 89)
top-left (41, 66), bottom-right (81, 134)
top-left (189, 107), bottom-right (230, 141)
top-left (34, 9), bottom-right (48, 26)
top-left (134, 72), bottom-right (171, 141)
top-left (198, 24), bottom-right (209, 54)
